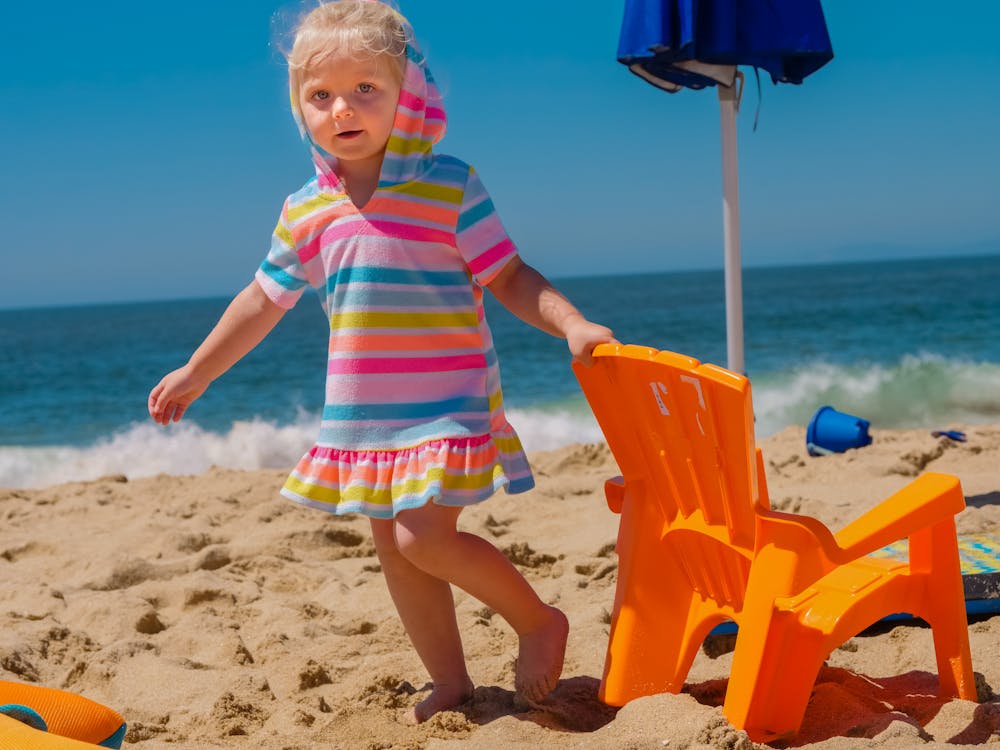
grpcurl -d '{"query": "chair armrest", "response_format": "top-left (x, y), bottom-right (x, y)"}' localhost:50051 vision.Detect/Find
top-left (832, 472), bottom-right (965, 561)
top-left (605, 476), bottom-right (626, 514)
top-left (752, 472), bottom-right (964, 595)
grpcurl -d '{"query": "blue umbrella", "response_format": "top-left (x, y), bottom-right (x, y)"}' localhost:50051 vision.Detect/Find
top-left (618, 0), bottom-right (833, 374)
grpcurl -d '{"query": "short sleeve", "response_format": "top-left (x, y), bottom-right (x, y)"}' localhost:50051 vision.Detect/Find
top-left (455, 167), bottom-right (518, 286)
top-left (254, 199), bottom-right (309, 309)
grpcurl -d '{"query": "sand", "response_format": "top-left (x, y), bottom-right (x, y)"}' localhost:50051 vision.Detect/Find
top-left (2, 426), bottom-right (999, 749)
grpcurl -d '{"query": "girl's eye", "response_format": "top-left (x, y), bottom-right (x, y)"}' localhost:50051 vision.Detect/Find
top-left (358, 83), bottom-right (374, 94)
top-left (313, 90), bottom-right (329, 101)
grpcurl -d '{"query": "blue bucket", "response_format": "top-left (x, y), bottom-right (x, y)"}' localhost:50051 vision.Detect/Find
top-left (806, 406), bottom-right (872, 456)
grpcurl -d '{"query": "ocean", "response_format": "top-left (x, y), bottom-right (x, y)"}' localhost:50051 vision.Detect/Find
top-left (3, 253), bottom-right (1000, 489)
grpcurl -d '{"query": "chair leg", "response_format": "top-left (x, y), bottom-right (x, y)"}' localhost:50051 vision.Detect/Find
top-left (600, 497), bottom-right (695, 705)
top-left (725, 610), bottom-right (827, 741)
top-left (910, 520), bottom-right (976, 700)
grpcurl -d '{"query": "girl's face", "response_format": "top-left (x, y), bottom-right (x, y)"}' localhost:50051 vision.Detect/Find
top-left (298, 52), bottom-right (402, 176)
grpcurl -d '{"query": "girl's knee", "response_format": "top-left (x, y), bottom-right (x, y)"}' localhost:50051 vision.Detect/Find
top-left (393, 503), bottom-right (459, 568)
top-left (394, 524), bottom-right (446, 568)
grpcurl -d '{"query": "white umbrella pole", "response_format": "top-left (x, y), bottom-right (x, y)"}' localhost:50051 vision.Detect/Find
top-left (718, 76), bottom-right (744, 375)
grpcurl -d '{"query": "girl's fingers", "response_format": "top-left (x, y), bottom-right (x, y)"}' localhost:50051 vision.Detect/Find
top-left (148, 384), bottom-right (164, 416)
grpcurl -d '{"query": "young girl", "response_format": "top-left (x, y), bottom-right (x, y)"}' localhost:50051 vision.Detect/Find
top-left (148, 0), bottom-right (615, 722)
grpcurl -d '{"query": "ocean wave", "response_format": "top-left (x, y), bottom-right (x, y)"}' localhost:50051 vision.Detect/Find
top-left (0, 407), bottom-right (603, 490)
top-left (0, 418), bottom-right (319, 490)
top-left (752, 353), bottom-right (1000, 436)
top-left (4, 354), bottom-right (999, 489)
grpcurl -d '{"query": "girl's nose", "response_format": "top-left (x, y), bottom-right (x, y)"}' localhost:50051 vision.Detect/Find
top-left (332, 96), bottom-right (352, 118)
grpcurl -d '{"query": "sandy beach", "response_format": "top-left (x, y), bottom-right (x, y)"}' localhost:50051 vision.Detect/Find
top-left (2, 425), bottom-right (999, 749)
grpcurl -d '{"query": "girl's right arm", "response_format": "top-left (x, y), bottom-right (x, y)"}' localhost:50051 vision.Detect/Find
top-left (148, 281), bottom-right (286, 425)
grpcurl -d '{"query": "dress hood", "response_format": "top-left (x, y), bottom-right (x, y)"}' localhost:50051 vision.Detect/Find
top-left (288, 9), bottom-right (447, 192)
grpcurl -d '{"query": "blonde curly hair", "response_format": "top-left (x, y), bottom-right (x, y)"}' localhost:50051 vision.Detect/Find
top-left (287, 1), bottom-right (410, 93)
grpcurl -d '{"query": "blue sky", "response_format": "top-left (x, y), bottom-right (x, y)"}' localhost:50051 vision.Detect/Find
top-left (1, 0), bottom-right (997, 309)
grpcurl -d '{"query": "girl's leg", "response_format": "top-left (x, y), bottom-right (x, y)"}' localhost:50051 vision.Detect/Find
top-left (369, 517), bottom-right (474, 722)
top-left (393, 502), bottom-right (569, 704)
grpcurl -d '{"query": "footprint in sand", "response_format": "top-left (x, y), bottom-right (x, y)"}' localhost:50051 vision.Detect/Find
top-left (183, 586), bottom-right (236, 608)
top-left (282, 528), bottom-right (375, 560)
top-left (573, 559), bottom-right (616, 589)
top-left (0, 646), bottom-right (40, 681)
top-left (92, 558), bottom-right (168, 590)
top-left (170, 531), bottom-right (227, 553)
top-left (501, 542), bottom-right (560, 574)
top-left (483, 514), bottom-right (512, 538)
top-left (210, 690), bottom-right (270, 737)
top-left (134, 609), bottom-right (167, 635)
top-left (298, 659), bottom-right (333, 690)
top-left (888, 443), bottom-right (947, 476)
top-left (594, 542), bottom-right (616, 559)
top-left (330, 618), bottom-right (378, 636)
top-left (357, 675), bottom-right (417, 710)
top-left (195, 545), bottom-right (232, 571)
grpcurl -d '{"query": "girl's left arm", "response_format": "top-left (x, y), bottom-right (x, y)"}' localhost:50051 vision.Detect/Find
top-left (486, 256), bottom-right (616, 366)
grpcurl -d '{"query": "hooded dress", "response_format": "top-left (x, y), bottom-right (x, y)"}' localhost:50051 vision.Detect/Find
top-left (254, 40), bottom-right (534, 519)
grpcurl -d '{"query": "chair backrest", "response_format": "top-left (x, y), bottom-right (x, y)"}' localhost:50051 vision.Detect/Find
top-left (574, 345), bottom-right (764, 598)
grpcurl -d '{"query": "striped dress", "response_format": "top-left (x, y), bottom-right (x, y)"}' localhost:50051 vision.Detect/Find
top-left (254, 42), bottom-right (534, 518)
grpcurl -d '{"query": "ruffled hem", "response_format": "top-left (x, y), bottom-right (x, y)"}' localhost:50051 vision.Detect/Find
top-left (280, 431), bottom-right (534, 519)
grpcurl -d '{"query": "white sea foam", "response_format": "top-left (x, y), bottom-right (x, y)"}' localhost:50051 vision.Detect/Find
top-left (0, 408), bottom-right (603, 490)
top-left (752, 353), bottom-right (1000, 436)
top-left (5, 354), bottom-right (1000, 489)
top-left (0, 418), bottom-right (319, 490)
top-left (505, 406), bottom-right (604, 454)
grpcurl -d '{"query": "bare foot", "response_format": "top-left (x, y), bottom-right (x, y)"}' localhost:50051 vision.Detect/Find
top-left (400, 678), bottom-right (474, 724)
top-left (514, 605), bottom-right (569, 704)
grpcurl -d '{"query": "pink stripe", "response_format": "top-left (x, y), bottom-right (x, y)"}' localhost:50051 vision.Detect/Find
top-left (300, 233), bottom-right (322, 263)
top-left (315, 219), bottom-right (454, 246)
top-left (426, 106), bottom-right (446, 121)
top-left (309, 434), bottom-right (493, 462)
top-left (369, 220), bottom-right (452, 244)
top-left (397, 90), bottom-right (425, 112)
top-left (466, 238), bottom-right (515, 276)
top-left (328, 354), bottom-right (486, 375)
top-left (329, 370), bottom-right (489, 403)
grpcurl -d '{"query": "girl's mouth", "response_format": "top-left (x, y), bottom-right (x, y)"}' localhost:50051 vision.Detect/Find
top-left (337, 130), bottom-right (362, 139)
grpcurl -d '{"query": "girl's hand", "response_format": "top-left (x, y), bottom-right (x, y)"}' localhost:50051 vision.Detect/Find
top-left (146, 281), bottom-right (287, 426)
top-left (563, 314), bottom-right (617, 366)
top-left (148, 365), bottom-right (210, 425)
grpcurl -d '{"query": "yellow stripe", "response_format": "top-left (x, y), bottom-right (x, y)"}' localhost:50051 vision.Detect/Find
top-left (381, 181), bottom-right (463, 205)
top-left (285, 464), bottom-right (504, 507)
top-left (488, 389), bottom-right (503, 413)
top-left (287, 195), bottom-right (337, 222)
top-left (330, 311), bottom-right (479, 329)
top-left (274, 221), bottom-right (294, 247)
top-left (387, 133), bottom-right (429, 155)
top-left (493, 435), bottom-right (526, 455)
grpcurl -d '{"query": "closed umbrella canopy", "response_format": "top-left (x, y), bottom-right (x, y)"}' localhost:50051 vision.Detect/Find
top-left (618, 0), bottom-right (833, 373)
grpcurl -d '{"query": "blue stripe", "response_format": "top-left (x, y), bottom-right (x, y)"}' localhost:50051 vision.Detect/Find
top-left (326, 266), bottom-right (470, 296)
top-left (456, 195), bottom-right (494, 233)
top-left (322, 396), bottom-right (489, 422)
top-left (259, 260), bottom-right (306, 291)
top-left (429, 156), bottom-right (472, 188)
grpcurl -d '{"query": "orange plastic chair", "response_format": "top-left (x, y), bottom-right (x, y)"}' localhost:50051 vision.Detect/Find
top-left (573, 343), bottom-right (976, 742)
top-left (0, 680), bottom-right (125, 749)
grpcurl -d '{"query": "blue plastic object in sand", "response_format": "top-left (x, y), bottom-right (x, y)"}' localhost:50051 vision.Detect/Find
top-left (806, 405), bottom-right (872, 456)
top-left (932, 430), bottom-right (967, 442)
